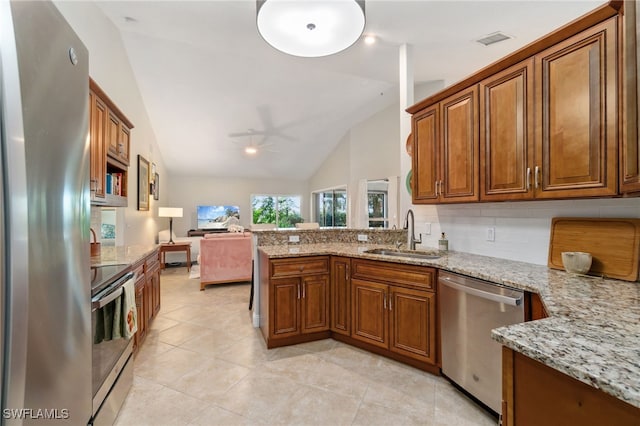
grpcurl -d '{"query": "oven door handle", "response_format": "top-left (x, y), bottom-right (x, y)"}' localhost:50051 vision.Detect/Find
top-left (92, 286), bottom-right (124, 310)
top-left (439, 276), bottom-right (522, 306)
top-left (92, 272), bottom-right (135, 310)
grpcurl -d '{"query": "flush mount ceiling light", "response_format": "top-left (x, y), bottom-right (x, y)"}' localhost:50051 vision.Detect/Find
top-left (256, 0), bottom-right (366, 58)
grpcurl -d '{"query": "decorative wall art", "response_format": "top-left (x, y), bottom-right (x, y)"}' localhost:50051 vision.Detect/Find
top-left (153, 173), bottom-right (159, 200)
top-left (138, 155), bottom-right (150, 211)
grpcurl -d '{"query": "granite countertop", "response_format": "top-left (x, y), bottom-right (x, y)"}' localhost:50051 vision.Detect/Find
top-left (91, 245), bottom-right (159, 267)
top-left (258, 243), bottom-right (640, 409)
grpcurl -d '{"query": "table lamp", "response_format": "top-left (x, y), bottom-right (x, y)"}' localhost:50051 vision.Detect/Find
top-left (158, 207), bottom-right (183, 244)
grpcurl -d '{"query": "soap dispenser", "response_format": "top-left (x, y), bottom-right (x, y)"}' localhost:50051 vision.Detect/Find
top-left (439, 232), bottom-right (449, 251)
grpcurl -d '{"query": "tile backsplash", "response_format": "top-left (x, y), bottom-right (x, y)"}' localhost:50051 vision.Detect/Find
top-left (409, 198), bottom-right (640, 265)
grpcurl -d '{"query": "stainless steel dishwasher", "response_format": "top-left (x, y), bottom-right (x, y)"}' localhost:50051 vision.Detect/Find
top-left (438, 271), bottom-right (524, 414)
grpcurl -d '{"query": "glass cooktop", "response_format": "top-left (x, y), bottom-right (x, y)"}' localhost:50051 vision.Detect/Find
top-left (90, 264), bottom-right (131, 296)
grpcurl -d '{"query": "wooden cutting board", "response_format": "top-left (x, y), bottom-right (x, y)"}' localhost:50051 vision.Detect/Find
top-left (548, 218), bottom-right (640, 281)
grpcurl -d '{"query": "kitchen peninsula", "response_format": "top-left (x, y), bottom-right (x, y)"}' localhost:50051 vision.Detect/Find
top-left (255, 229), bottom-right (639, 423)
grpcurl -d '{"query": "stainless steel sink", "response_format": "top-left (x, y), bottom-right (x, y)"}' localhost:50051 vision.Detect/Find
top-left (364, 248), bottom-right (441, 260)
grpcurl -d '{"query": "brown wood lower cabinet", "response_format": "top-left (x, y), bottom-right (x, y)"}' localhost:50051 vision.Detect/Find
top-left (389, 287), bottom-right (436, 363)
top-left (351, 279), bottom-right (388, 349)
top-left (133, 248), bottom-right (161, 354)
top-left (261, 255), bottom-right (330, 348)
top-left (502, 347), bottom-right (639, 426)
top-left (330, 257), bottom-right (351, 336)
top-left (260, 255), bottom-right (438, 371)
top-left (351, 278), bottom-right (437, 364)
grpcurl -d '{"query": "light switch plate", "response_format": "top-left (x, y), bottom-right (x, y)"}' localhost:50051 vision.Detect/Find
top-left (288, 235), bottom-right (300, 243)
top-left (425, 223), bottom-right (431, 235)
top-left (357, 234), bottom-right (368, 242)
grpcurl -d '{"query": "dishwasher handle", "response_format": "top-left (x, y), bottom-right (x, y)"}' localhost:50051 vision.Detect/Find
top-left (439, 275), bottom-right (522, 306)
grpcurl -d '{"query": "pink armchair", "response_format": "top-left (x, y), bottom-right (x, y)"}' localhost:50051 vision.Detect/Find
top-left (199, 232), bottom-right (252, 291)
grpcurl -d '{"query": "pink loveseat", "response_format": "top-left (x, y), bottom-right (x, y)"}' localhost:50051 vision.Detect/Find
top-left (199, 232), bottom-right (252, 291)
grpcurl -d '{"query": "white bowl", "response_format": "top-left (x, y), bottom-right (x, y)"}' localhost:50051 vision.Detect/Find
top-left (561, 252), bottom-right (592, 274)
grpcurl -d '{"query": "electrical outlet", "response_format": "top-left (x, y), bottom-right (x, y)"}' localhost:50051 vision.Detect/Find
top-left (357, 234), bottom-right (368, 242)
top-left (425, 223), bottom-right (431, 235)
top-left (288, 235), bottom-right (300, 243)
top-left (487, 227), bottom-right (495, 242)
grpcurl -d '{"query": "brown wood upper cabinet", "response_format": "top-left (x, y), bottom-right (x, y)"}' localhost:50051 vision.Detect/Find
top-left (480, 59), bottom-right (535, 201)
top-left (534, 17), bottom-right (618, 199)
top-left (622, 0), bottom-right (640, 194)
top-left (89, 90), bottom-right (107, 199)
top-left (413, 86), bottom-right (479, 203)
top-left (413, 4), bottom-right (629, 204)
top-left (89, 79), bottom-right (133, 206)
top-left (480, 18), bottom-right (618, 201)
top-left (106, 109), bottom-right (131, 167)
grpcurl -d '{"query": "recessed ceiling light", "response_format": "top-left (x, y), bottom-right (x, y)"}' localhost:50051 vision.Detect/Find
top-left (364, 35), bottom-right (376, 45)
top-left (256, 0), bottom-right (366, 57)
top-left (245, 146), bottom-right (258, 155)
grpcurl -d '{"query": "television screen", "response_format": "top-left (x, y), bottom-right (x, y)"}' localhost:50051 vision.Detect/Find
top-left (197, 205), bottom-right (240, 230)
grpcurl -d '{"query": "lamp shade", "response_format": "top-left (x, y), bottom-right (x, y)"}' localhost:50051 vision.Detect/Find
top-left (256, 0), bottom-right (365, 58)
top-left (158, 207), bottom-right (183, 218)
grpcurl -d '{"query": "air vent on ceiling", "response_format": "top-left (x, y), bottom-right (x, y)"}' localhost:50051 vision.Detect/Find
top-left (475, 32), bottom-right (512, 46)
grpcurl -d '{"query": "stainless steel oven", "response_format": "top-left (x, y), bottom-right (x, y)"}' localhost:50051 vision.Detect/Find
top-left (90, 267), bottom-right (136, 426)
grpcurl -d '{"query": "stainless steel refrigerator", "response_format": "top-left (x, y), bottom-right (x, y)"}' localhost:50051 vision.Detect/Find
top-left (1, 1), bottom-right (91, 425)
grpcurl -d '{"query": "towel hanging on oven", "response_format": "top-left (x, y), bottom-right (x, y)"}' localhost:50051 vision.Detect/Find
top-left (121, 278), bottom-right (137, 339)
top-left (93, 278), bottom-right (137, 343)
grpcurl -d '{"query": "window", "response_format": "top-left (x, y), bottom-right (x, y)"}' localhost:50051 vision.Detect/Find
top-left (367, 180), bottom-right (389, 228)
top-left (251, 195), bottom-right (302, 228)
top-left (313, 188), bottom-right (347, 227)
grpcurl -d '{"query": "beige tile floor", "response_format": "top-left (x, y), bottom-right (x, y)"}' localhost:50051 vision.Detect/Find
top-left (115, 267), bottom-right (498, 426)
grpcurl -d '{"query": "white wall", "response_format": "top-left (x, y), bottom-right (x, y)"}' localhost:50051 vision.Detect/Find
top-left (55, 1), bottom-right (167, 246)
top-left (309, 101), bottom-right (400, 227)
top-left (166, 175), bottom-right (310, 237)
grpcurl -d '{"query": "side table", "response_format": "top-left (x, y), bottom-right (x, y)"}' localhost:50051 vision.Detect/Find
top-left (159, 242), bottom-right (192, 272)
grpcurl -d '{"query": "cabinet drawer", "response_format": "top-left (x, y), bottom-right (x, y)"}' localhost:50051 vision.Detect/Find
top-left (271, 256), bottom-right (329, 278)
top-left (132, 260), bottom-right (145, 279)
top-left (351, 259), bottom-right (435, 291)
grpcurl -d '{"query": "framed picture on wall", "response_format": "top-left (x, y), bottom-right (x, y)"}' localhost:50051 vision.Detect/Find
top-left (138, 155), bottom-right (150, 211)
top-left (153, 173), bottom-right (159, 200)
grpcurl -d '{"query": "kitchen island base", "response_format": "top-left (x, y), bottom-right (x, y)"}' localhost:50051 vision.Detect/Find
top-left (502, 347), bottom-right (639, 426)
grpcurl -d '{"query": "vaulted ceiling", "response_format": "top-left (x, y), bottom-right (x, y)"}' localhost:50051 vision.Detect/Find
top-left (95, 0), bottom-right (604, 180)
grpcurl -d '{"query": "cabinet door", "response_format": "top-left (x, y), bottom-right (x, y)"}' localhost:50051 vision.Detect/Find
top-left (480, 59), bottom-right (535, 201)
top-left (118, 124), bottom-right (131, 166)
top-left (134, 278), bottom-right (146, 351)
top-left (330, 257), bottom-right (351, 336)
top-left (413, 104), bottom-right (440, 202)
top-left (622, 1), bottom-right (640, 194)
top-left (440, 86), bottom-right (479, 203)
top-left (301, 274), bottom-right (329, 334)
top-left (106, 110), bottom-right (121, 161)
top-left (270, 278), bottom-right (300, 338)
top-left (534, 17), bottom-right (618, 198)
top-left (144, 273), bottom-right (153, 328)
top-left (149, 261), bottom-right (161, 317)
top-left (389, 287), bottom-right (436, 364)
top-left (351, 279), bottom-right (388, 349)
top-left (89, 91), bottom-right (107, 198)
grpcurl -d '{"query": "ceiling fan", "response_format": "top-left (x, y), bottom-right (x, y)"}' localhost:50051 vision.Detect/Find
top-left (230, 131), bottom-right (281, 156)
top-left (228, 105), bottom-right (299, 154)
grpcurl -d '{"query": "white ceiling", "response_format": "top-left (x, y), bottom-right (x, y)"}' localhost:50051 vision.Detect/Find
top-left (96, 0), bottom-right (605, 180)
